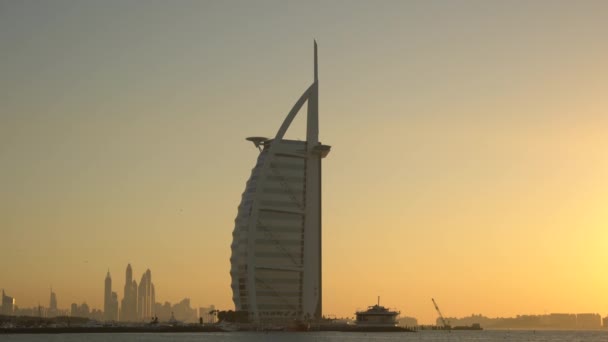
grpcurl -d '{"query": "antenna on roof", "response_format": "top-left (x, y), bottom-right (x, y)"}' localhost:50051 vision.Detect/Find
top-left (314, 40), bottom-right (318, 82)
top-left (307, 40), bottom-right (319, 145)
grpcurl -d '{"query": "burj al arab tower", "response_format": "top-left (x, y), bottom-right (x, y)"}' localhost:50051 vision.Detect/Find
top-left (230, 42), bottom-right (330, 324)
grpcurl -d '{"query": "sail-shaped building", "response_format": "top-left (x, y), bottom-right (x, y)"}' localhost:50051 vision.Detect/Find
top-left (230, 42), bottom-right (330, 324)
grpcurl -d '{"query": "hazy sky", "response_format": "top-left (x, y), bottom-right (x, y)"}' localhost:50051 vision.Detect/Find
top-left (2, 0), bottom-right (608, 324)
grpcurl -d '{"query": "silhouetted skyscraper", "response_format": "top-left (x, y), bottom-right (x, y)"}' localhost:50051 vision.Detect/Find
top-left (49, 290), bottom-right (57, 310)
top-left (137, 269), bottom-right (155, 320)
top-left (151, 283), bottom-right (155, 316)
top-left (120, 264), bottom-right (138, 322)
top-left (103, 270), bottom-right (116, 321)
top-left (230, 42), bottom-right (330, 323)
top-left (110, 291), bottom-right (119, 321)
top-left (1, 289), bottom-right (15, 315)
top-left (71, 302), bottom-right (91, 318)
top-left (49, 288), bottom-right (57, 317)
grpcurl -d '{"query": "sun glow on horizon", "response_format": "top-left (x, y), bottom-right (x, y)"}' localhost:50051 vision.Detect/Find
top-left (2, 0), bottom-right (608, 325)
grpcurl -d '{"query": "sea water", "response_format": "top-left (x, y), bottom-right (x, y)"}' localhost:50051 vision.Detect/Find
top-left (1, 331), bottom-right (607, 342)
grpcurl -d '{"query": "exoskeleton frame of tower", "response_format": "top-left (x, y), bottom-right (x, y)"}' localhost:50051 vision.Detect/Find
top-left (230, 42), bottom-right (330, 324)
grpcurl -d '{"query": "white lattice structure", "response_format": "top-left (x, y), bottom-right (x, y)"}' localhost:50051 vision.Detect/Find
top-left (230, 42), bottom-right (330, 324)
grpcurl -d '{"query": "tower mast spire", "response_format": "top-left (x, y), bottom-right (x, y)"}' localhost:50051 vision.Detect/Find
top-left (314, 40), bottom-right (318, 82)
top-left (307, 40), bottom-right (319, 145)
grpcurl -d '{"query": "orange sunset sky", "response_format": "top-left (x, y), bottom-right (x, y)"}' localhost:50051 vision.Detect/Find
top-left (2, 1), bottom-right (608, 324)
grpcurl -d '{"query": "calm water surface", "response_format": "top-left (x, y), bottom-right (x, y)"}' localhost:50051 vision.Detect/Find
top-left (2, 331), bottom-right (607, 341)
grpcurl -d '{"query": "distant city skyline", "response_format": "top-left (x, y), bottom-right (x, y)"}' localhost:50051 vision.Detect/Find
top-left (1, 265), bottom-right (212, 323)
top-left (3, 284), bottom-right (608, 330)
top-left (3, 1), bottom-right (608, 324)
top-left (440, 313), bottom-right (605, 330)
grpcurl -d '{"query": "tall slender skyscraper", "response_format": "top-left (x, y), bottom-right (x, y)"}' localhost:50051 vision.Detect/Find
top-left (49, 288), bottom-right (57, 317)
top-left (1, 289), bottom-right (15, 315)
top-left (137, 269), bottom-right (155, 320)
top-left (230, 42), bottom-right (330, 324)
top-left (110, 291), bottom-right (119, 321)
top-left (120, 264), bottom-right (138, 322)
top-left (49, 291), bottom-right (57, 310)
top-left (103, 271), bottom-right (112, 321)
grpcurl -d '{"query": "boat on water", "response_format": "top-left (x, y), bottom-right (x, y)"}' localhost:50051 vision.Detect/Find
top-left (217, 321), bottom-right (239, 332)
top-left (354, 297), bottom-right (407, 331)
top-left (167, 312), bottom-right (184, 327)
top-left (452, 323), bottom-right (483, 330)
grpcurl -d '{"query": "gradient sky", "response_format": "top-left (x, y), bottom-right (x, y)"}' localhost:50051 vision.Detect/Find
top-left (2, 0), bottom-right (608, 324)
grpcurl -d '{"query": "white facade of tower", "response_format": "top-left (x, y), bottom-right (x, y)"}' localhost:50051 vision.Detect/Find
top-left (230, 42), bottom-right (330, 323)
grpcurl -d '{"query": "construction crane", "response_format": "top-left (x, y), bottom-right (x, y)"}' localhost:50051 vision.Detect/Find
top-left (431, 298), bottom-right (451, 329)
